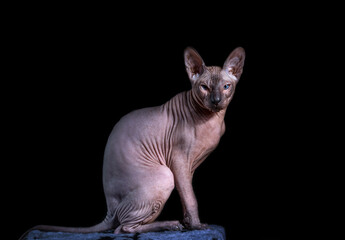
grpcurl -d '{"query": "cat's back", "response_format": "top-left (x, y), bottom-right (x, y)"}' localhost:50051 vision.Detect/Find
top-left (116, 105), bottom-right (167, 133)
top-left (106, 105), bottom-right (169, 149)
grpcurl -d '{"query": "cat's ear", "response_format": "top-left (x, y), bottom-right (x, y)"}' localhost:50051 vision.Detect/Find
top-left (223, 47), bottom-right (245, 83)
top-left (184, 47), bottom-right (205, 83)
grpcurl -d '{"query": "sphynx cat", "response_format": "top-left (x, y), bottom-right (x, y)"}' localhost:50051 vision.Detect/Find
top-left (20, 47), bottom-right (245, 238)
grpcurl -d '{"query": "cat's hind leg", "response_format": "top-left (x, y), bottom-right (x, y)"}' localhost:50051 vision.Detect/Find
top-left (113, 199), bottom-right (183, 233)
top-left (114, 220), bottom-right (183, 233)
top-left (114, 165), bottom-right (181, 233)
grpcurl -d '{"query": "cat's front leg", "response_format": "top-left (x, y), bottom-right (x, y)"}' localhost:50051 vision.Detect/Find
top-left (171, 157), bottom-right (208, 230)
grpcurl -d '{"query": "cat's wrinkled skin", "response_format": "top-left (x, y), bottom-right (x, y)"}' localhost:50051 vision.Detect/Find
top-left (20, 47), bottom-right (245, 239)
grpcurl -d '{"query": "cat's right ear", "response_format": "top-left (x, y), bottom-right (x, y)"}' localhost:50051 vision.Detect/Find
top-left (184, 47), bottom-right (205, 83)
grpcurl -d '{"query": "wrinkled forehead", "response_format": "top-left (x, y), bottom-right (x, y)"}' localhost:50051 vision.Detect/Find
top-left (207, 66), bottom-right (238, 83)
top-left (204, 66), bottom-right (228, 84)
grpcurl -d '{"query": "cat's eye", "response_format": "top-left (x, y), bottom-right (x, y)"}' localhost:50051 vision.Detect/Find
top-left (224, 84), bottom-right (230, 90)
top-left (200, 85), bottom-right (208, 91)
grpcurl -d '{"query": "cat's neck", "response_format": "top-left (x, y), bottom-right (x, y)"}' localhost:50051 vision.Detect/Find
top-left (162, 90), bottom-right (226, 125)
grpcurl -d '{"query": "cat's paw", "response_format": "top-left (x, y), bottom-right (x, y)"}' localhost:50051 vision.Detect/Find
top-left (187, 223), bottom-right (209, 230)
top-left (182, 217), bottom-right (208, 230)
top-left (169, 222), bottom-right (184, 231)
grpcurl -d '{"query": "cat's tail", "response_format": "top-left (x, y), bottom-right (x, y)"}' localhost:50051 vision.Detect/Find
top-left (18, 214), bottom-right (118, 240)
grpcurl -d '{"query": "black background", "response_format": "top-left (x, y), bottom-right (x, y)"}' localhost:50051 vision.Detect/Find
top-left (6, 3), bottom-right (339, 240)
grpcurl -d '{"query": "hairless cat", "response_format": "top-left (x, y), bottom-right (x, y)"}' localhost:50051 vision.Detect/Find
top-left (20, 47), bottom-right (245, 238)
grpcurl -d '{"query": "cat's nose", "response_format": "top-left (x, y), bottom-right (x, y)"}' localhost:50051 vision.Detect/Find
top-left (211, 95), bottom-right (221, 105)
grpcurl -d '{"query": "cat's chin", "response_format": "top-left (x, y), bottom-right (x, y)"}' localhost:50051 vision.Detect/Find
top-left (209, 106), bottom-right (224, 113)
top-left (203, 102), bottom-right (227, 113)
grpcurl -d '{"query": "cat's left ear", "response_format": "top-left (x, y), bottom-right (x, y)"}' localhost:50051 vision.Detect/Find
top-left (184, 47), bottom-right (205, 83)
top-left (223, 47), bottom-right (245, 83)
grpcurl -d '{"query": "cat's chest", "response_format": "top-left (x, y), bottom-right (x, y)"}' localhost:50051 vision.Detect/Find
top-left (194, 122), bottom-right (224, 151)
top-left (174, 120), bottom-right (225, 159)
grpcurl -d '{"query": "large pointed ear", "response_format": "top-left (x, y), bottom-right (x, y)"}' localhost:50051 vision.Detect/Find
top-left (184, 47), bottom-right (205, 83)
top-left (223, 47), bottom-right (245, 82)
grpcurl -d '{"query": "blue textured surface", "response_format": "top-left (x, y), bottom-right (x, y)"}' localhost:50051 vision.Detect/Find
top-left (23, 225), bottom-right (225, 240)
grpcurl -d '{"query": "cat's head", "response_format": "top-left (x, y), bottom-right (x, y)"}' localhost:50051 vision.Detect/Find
top-left (184, 47), bottom-right (245, 112)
